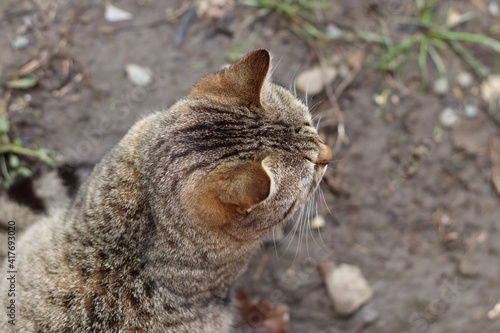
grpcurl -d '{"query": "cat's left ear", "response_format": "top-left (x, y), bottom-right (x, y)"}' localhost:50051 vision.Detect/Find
top-left (216, 159), bottom-right (273, 215)
top-left (187, 158), bottom-right (274, 227)
top-left (189, 49), bottom-right (271, 107)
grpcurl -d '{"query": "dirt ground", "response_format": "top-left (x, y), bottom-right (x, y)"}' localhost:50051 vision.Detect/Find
top-left (1, 0), bottom-right (500, 332)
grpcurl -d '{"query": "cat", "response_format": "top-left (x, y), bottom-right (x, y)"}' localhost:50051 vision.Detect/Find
top-left (0, 49), bottom-right (332, 332)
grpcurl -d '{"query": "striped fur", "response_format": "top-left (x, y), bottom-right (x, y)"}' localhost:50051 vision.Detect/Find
top-left (0, 50), bottom-right (331, 332)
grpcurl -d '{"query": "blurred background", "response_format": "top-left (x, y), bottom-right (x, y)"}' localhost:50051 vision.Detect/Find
top-left (1, 0), bottom-right (499, 332)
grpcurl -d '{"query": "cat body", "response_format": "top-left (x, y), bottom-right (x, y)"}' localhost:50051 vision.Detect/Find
top-left (0, 50), bottom-right (331, 332)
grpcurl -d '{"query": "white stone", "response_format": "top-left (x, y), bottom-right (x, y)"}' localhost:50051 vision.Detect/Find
top-left (481, 75), bottom-right (500, 102)
top-left (489, 2), bottom-right (500, 15)
top-left (326, 24), bottom-right (343, 39)
top-left (295, 67), bottom-right (337, 95)
top-left (320, 262), bottom-right (373, 316)
top-left (439, 107), bottom-right (460, 129)
top-left (463, 104), bottom-right (479, 119)
top-left (105, 4), bottom-right (133, 22)
top-left (447, 8), bottom-right (461, 26)
top-left (310, 215), bottom-right (325, 229)
top-left (456, 71), bottom-right (473, 88)
top-left (487, 303), bottom-right (500, 320)
top-left (12, 35), bottom-right (30, 50)
top-left (125, 64), bottom-right (153, 86)
top-left (433, 77), bottom-right (449, 95)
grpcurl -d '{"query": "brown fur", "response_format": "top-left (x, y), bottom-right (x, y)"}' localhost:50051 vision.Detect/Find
top-left (0, 50), bottom-right (331, 332)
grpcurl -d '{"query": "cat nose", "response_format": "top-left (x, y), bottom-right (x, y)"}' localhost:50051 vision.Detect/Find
top-left (316, 142), bottom-right (332, 166)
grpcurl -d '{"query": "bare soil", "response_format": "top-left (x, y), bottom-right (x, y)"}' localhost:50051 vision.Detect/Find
top-left (1, 0), bottom-right (499, 332)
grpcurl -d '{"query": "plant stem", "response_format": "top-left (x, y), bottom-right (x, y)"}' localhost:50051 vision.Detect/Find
top-left (0, 144), bottom-right (53, 164)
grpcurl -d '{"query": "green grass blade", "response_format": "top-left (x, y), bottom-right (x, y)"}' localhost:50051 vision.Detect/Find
top-left (428, 37), bottom-right (447, 49)
top-left (380, 35), bottom-right (420, 70)
top-left (422, 0), bottom-right (439, 25)
top-left (448, 40), bottom-right (489, 79)
top-left (432, 30), bottom-right (500, 53)
top-left (419, 38), bottom-right (430, 85)
top-left (427, 43), bottom-right (446, 77)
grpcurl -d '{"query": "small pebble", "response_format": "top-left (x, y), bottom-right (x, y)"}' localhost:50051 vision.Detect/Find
top-left (22, 16), bottom-right (33, 28)
top-left (433, 77), bottom-right (449, 95)
top-left (390, 94), bottom-right (400, 105)
top-left (488, 303), bottom-right (500, 320)
top-left (105, 4), bottom-right (133, 22)
top-left (310, 215), bottom-right (325, 229)
top-left (439, 107), bottom-right (460, 129)
top-left (319, 261), bottom-right (373, 316)
top-left (456, 71), bottom-right (474, 88)
top-left (447, 8), bottom-right (461, 26)
top-left (481, 75), bottom-right (500, 102)
top-left (11, 35), bottom-right (30, 49)
top-left (125, 64), bottom-right (153, 86)
top-left (326, 24), bottom-right (343, 39)
top-left (295, 67), bottom-right (337, 95)
top-left (463, 104), bottom-right (479, 119)
top-left (489, 2), bottom-right (500, 15)
top-left (487, 303), bottom-right (500, 320)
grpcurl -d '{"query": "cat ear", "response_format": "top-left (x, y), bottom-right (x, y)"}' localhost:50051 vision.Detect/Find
top-left (224, 49), bottom-right (271, 106)
top-left (217, 159), bottom-right (272, 215)
top-left (189, 159), bottom-right (274, 227)
top-left (188, 49), bottom-right (271, 107)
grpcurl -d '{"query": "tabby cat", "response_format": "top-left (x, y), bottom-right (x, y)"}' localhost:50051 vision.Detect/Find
top-left (0, 49), bottom-right (332, 332)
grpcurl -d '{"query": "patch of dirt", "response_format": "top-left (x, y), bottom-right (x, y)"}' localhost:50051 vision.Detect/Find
top-left (1, 0), bottom-right (499, 332)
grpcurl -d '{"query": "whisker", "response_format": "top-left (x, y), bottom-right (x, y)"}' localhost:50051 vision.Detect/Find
top-left (319, 180), bottom-right (335, 218)
top-left (290, 66), bottom-right (302, 98)
top-left (270, 57), bottom-right (283, 78)
top-left (315, 116), bottom-right (323, 130)
top-left (279, 207), bottom-right (303, 260)
top-left (309, 100), bottom-right (324, 117)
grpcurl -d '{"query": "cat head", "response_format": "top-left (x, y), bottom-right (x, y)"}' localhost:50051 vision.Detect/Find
top-left (152, 50), bottom-right (331, 241)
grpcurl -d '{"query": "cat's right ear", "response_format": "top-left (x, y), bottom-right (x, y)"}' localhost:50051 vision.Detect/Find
top-left (188, 49), bottom-right (271, 107)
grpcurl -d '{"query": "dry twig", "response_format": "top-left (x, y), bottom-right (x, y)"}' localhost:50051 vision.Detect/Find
top-left (311, 42), bottom-right (365, 156)
top-left (252, 252), bottom-right (269, 280)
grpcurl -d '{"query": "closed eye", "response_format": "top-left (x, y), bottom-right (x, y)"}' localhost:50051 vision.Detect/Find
top-left (303, 156), bottom-right (318, 168)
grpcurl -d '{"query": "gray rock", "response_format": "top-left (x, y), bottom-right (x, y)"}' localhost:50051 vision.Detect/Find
top-left (125, 64), bottom-right (154, 86)
top-left (105, 4), bottom-right (133, 22)
top-left (12, 35), bottom-right (30, 50)
top-left (439, 107), bottom-right (460, 129)
top-left (320, 261), bottom-right (373, 316)
top-left (463, 104), bottom-right (479, 119)
top-left (295, 66), bottom-right (337, 95)
top-left (433, 77), bottom-right (449, 95)
top-left (489, 2), bottom-right (500, 15)
top-left (456, 71), bottom-right (473, 88)
top-left (481, 75), bottom-right (500, 102)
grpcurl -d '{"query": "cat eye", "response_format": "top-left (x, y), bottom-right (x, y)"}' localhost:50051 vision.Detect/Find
top-left (304, 156), bottom-right (315, 166)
